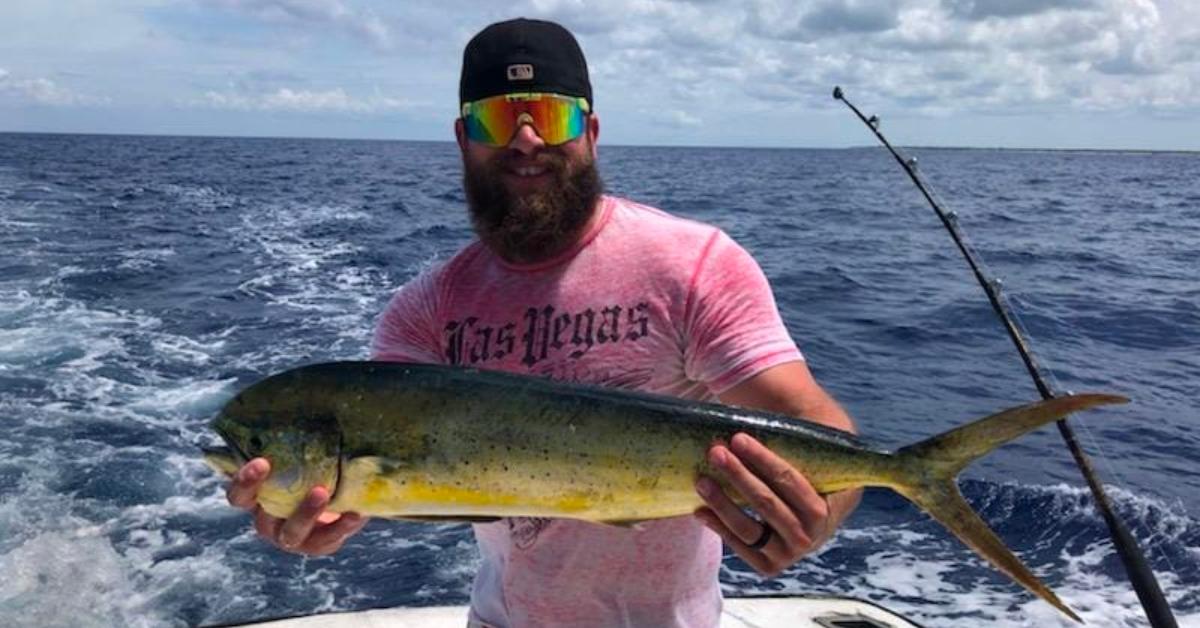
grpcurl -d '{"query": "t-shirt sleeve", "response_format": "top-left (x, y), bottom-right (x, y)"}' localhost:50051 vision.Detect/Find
top-left (682, 230), bottom-right (803, 395)
top-left (370, 265), bottom-right (446, 364)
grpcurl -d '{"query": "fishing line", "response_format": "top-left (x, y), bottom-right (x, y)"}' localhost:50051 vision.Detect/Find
top-left (832, 86), bottom-right (1179, 627)
top-left (916, 183), bottom-right (1181, 586)
top-left (924, 164), bottom-right (1161, 562)
top-left (916, 143), bottom-right (1151, 553)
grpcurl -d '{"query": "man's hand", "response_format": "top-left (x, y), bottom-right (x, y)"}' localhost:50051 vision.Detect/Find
top-left (694, 433), bottom-right (843, 577)
top-left (226, 457), bottom-right (368, 556)
top-left (696, 361), bottom-right (862, 577)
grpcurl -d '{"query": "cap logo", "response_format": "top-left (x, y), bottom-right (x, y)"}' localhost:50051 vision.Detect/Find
top-left (506, 64), bottom-right (534, 81)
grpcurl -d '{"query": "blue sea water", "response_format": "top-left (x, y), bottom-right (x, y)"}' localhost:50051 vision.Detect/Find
top-left (0, 132), bottom-right (1197, 627)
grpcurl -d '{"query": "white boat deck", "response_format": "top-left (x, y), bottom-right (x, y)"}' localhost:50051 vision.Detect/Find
top-left (225, 595), bottom-right (923, 628)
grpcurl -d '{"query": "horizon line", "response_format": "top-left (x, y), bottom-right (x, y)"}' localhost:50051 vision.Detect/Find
top-left (2, 129), bottom-right (1197, 155)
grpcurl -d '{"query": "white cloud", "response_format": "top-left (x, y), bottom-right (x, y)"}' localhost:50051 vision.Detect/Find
top-left (653, 108), bottom-right (702, 128)
top-left (1, 1), bottom-right (1197, 146)
top-left (0, 69), bottom-right (106, 106)
top-left (196, 86), bottom-right (407, 112)
top-left (200, 0), bottom-right (394, 49)
top-left (559, 0), bottom-right (1188, 121)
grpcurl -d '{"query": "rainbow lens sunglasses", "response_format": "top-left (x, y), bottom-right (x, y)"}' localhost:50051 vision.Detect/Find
top-left (461, 92), bottom-right (590, 147)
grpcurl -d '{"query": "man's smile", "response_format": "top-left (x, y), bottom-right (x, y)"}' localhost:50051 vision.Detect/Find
top-left (511, 165), bottom-right (548, 177)
top-left (499, 160), bottom-right (557, 192)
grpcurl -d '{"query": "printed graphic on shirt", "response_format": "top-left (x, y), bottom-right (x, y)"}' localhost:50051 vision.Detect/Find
top-left (508, 517), bottom-right (552, 550)
top-left (444, 302), bottom-right (651, 368)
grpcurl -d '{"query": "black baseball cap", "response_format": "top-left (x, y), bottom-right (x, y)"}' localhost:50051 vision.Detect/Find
top-left (459, 18), bottom-right (593, 109)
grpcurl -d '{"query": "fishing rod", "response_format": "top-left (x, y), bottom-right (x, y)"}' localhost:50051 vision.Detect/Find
top-left (832, 86), bottom-right (1177, 628)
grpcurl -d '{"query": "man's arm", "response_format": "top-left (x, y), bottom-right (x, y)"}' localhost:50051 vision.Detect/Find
top-left (694, 360), bottom-right (861, 577)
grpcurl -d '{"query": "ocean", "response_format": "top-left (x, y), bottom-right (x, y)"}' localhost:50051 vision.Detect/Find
top-left (0, 132), bottom-right (1197, 627)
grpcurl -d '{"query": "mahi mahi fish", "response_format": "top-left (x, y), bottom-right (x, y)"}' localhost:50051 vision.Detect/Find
top-left (203, 361), bottom-right (1127, 621)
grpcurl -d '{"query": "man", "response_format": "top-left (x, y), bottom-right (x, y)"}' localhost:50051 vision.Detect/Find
top-left (226, 17), bottom-right (861, 627)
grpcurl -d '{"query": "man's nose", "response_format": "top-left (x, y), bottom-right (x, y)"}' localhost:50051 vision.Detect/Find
top-left (506, 122), bottom-right (546, 155)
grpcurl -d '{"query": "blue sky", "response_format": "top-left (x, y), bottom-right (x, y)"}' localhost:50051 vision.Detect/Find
top-left (1, 0), bottom-right (1197, 150)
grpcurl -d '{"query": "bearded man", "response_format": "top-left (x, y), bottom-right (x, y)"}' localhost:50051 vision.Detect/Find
top-left (226, 17), bottom-right (860, 628)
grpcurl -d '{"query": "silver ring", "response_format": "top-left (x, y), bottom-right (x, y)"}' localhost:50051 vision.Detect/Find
top-left (748, 522), bottom-right (774, 550)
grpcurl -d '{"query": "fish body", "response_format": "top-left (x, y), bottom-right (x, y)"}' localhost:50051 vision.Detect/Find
top-left (205, 361), bottom-right (1126, 621)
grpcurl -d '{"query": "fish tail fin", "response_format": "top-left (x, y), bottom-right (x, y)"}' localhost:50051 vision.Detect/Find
top-left (890, 393), bottom-right (1128, 623)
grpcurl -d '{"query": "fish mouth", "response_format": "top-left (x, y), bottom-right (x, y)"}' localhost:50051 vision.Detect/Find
top-left (202, 425), bottom-right (250, 477)
top-left (214, 424), bottom-right (251, 462)
top-left (201, 444), bottom-right (241, 477)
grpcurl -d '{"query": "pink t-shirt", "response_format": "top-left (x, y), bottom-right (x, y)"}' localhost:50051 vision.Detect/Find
top-left (372, 195), bottom-right (803, 628)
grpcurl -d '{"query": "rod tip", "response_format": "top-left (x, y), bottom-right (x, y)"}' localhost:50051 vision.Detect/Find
top-left (832, 86), bottom-right (843, 100)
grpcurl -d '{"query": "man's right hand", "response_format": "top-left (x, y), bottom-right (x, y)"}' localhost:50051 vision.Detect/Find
top-left (226, 458), bottom-right (369, 556)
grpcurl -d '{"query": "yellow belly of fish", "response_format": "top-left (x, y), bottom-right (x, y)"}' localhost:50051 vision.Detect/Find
top-left (329, 458), bottom-right (702, 522)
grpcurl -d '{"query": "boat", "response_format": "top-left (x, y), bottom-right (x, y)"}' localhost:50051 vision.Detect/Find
top-left (213, 594), bottom-right (924, 627)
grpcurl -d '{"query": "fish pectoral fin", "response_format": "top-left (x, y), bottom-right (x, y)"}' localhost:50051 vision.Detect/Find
top-left (390, 515), bottom-right (503, 524)
top-left (597, 518), bottom-right (651, 531)
top-left (341, 455), bottom-right (397, 477)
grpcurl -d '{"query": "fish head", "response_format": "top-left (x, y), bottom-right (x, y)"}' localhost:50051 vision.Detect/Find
top-left (204, 391), bottom-right (342, 519)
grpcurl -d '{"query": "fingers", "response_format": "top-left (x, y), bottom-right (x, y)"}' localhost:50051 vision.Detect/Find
top-left (729, 433), bottom-right (829, 543)
top-left (249, 486), bottom-right (368, 556)
top-left (707, 443), bottom-right (808, 552)
top-left (226, 457), bottom-right (365, 556)
top-left (695, 475), bottom-right (784, 551)
top-left (694, 434), bottom-right (832, 577)
top-left (694, 506), bottom-right (776, 576)
top-left (298, 512), bottom-right (368, 556)
top-left (227, 458), bottom-right (270, 510)
top-left (254, 505), bottom-right (283, 540)
top-left (278, 486), bottom-right (330, 550)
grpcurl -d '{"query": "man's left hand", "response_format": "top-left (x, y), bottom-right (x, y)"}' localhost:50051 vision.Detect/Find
top-left (694, 432), bottom-right (832, 577)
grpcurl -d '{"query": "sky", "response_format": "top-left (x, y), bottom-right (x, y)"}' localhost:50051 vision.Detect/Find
top-left (1, 0), bottom-right (1197, 150)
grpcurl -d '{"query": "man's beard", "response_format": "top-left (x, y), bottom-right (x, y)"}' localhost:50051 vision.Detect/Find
top-left (463, 147), bottom-right (603, 264)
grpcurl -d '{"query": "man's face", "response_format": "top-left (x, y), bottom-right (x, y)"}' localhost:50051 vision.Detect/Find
top-left (456, 110), bottom-right (602, 265)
